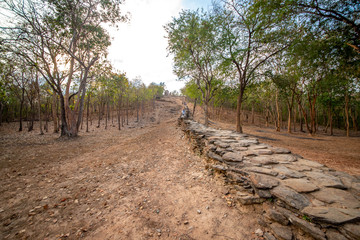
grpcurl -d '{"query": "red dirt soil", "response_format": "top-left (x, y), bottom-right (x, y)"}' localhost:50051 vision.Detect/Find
top-left (0, 97), bottom-right (263, 240)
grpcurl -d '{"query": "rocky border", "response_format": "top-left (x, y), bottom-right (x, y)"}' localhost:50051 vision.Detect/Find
top-left (179, 118), bottom-right (360, 240)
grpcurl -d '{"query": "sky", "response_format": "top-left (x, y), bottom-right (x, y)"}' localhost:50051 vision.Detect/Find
top-left (107, 0), bottom-right (213, 92)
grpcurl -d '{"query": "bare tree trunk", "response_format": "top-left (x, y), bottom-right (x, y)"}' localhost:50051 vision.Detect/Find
top-left (105, 96), bottom-right (108, 130)
top-left (345, 92), bottom-right (350, 137)
top-left (36, 75), bottom-right (43, 135)
top-left (310, 95), bottom-right (317, 135)
top-left (299, 104), bottom-right (303, 132)
top-left (193, 98), bottom-right (197, 117)
top-left (117, 96), bottom-right (121, 130)
top-left (265, 105), bottom-right (269, 127)
top-left (126, 96), bottom-right (129, 125)
top-left (136, 98), bottom-right (139, 122)
top-left (121, 95), bottom-right (124, 127)
top-left (236, 89), bottom-right (244, 133)
top-left (287, 102), bottom-right (292, 133)
top-left (204, 100), bottom-right (209, 127)
top-left (251, 105), bottom-right (255, 124)
top-left (86, 94), bottom-right (90, 132)
top-left (293, 106), bottom-right (296, 132)
top-left (52, 93), bottom-right (58, 133)
top-left (59, 93), bottom-right (70, 137)
top-left (330, 111), bottom-right (333, 136)
top-left (97, 100), bottom-right (102, 128)
top-left (44, 99), bottom-right (49, 132)
top-left (350, 108), bottom-right (357, 132)
top-left (275, 91), bottom-right (280, 132)
top-left (19, 88), bottom-right (25, 132)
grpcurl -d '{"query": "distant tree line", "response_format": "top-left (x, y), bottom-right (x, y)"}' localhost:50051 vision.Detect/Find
top-left (0, 0), bottom-right (165, 137)
top-left (166, 0), bottom-right (360, 136)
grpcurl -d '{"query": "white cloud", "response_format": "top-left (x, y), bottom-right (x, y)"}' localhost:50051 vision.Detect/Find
top-left (108, 0), bottom-right (184, 92)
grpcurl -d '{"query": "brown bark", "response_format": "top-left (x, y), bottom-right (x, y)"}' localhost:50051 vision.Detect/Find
top-left (193, 98), bottom-right (197, 117)
top-left (287, 104), bottom-right (292, 133)
top-left (275, 91), bottom-right (280, 132)
top-left (19, 88), bottom-right (25, 132)
top-left (105, 96), bottom-right (108, 130)
top-left (251, 106), bottom-right (255, 124)
top-left (350, 108), bottom-right (357, 132)
top-left (293, 107), bottom-right (296, 132)
top-left (236, 89), bottom-right (244, 133)
top-left (345, 92), bottom-right (350, 137)
top-left (86, 94), bottom-right (90, 133)
top-left (117, 95), bottom-right (122, 130)
top-left (52, 93), bottom-right (58, 133)
top-left (36, 74), bottom-right (43, 135)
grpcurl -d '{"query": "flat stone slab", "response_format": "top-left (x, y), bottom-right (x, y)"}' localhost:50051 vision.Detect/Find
top-left (295, 159), bottom-right (324, 168)
top-left (305, 171), bottom-right (345, 189)
top-left (271, 186), bottom-right (310, 210)
top-left (311, 188), bottom-right (360, 209)
top-left (271, 147), bottom-right (291, 154)
top-left (207, 151), bottom-right (223, 163)
top-left (302, 207), bottom-right (360, 225)
top-left (211, 165), bottom-right (228, 172)
top-left (250, 173), bottom-right (279, 189)
top-left (257, 149), bottom-right (273, 155)
top-left (250, 144), bottom-right (268, 150)
top-left (288, 215), bottom-right (326, 240)
top-left (272, 154), bottom-right (297, 163)
top-left (282, 178), bottom-right (319, 193)
top-left (269, 222), bottom-right (293, 240)
top-left (222, 152), bottom-right (243, 162)
top-left (272, 165), bottom-right (306, 178)
top-left (229, 143), bottom-right (248, 151)
top-left (265, 209), bottom-right (289, 225)
top-left (214, 141), bottom-right (230, 148)
top-left (252, 156), bottom-right (279, 165)
top-left (341, 223), bottom-right (360, 239)
top-left (286, 164), bottom-right (312, 172)
top-left (244, 167), bottom-right (278, 176)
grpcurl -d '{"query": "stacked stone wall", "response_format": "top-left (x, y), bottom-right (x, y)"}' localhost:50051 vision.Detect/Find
top-left (179, 118), bottom-right (360, 240)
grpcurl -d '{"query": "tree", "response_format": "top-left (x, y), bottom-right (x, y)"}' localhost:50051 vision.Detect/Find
top-left (166, 10), bottom-right (221, 126)
top-left (0, 0), bottom-right (127, 137)
top-left (214, 0), bottom-right (289, 133)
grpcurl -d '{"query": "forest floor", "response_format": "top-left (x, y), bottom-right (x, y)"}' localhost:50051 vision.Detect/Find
top-left (0, 96), bottom-right (263, 240)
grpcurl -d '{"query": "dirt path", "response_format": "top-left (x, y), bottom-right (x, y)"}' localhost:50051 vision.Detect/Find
top-left (0, 97), bottom-right (261, 240)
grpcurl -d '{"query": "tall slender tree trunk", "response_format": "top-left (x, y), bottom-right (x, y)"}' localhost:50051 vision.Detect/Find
top-left (236, 89), bottom-right (244, 133)
top-left (204, 100), bottom-right (209, 127)
top-left (59, 93), bottom-right (70, 137)
top-left (28, 100), bottom-right (35, 132)
top-left (293, 106), bottom-right (296, 132)
top-left (251, 105), bottom-right (255, 124)
top-left (193, 98), bottom-right (197, 117)
top-left (275, 91), bottom-right (280, 132)
top-left (350, 108), bottom-right (357, 132)
top-left (345, 92), bottom-right (350, 137)
top-left (97, 100), bottom-right (102, 128)
top-left (287, 102), bottom-right (292, 133)
top-left (136, 98), bottom-right (139, 122)
top-left (105, 96), bottom-right (108, 130)
top-left (309, 95), bottom-right (317, 135)
top-left (118, 95), bottom-right (122, 130)
top-left (52, 93), bottom-right (58, 133)
top-left (126, 96), bottom-right (129, 125)
top-left (0, 102), bottom-right (3, 127)
top-left (86, 94), bottom-right (90, 132)
top-left (36, 74), bottom-right (43, 135)
top-left (19, 88), bottom-right (25, 132)
top-left (299, 104), bottom-right (303, 132)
